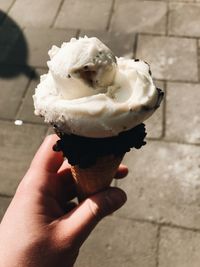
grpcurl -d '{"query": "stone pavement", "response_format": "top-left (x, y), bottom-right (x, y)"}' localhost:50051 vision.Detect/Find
top-left (0, 0), bottom-right (200, 266)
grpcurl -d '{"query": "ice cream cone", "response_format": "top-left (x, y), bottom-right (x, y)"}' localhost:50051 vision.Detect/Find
top-left (71, 154), bottom-right (124, 201)
top-left (33, 37), bottom-right (163, 202)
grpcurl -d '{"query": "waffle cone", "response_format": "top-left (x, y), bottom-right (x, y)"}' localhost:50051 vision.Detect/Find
top-left (71, 154), bottom-right (124, 201)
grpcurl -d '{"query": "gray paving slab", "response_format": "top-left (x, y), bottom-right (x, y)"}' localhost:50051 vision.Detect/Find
top-left (79, 30), bottom-right (136, 58)
top-left (169, 3), bottom-right (200, 37)
top-left (0, 25), bottom-right (21, 64)
top-left (145, 80), bottom-right (164, 139)
top-left (46, 127), bottom-right (55, 136)
top-left (76, 216), bottom-right (158, 267)
top-left (0, 68), bottom-right (29, 120)
top-left (159, 226), bottom-right (200, 267)
top-left (110, 0), bottom-right (167, 34)
top-left (55, 0), bottom-right (112, 31)
top-left (9, 28), bottom-right (77, 67)
top-left (0, 0), bottom-right (199, 266)
top-left (0, 0), bottom-right (14, 12)
top-left (169, 0), bottom-right (195, 2)
top-left (7, 0), bottom-right (62, 27)
top-left (165, 82), bottom-right (200, 144)
top-left (118, 141), bottom-right (200, 229)
top-left (0, 196), bottom-right (12, 221)
top-left (0, 121), bottom-right (47, 196)
top-left (17, 68), bottom-right (47, 124)
top-left (136, 35), bottom-right (198, 82)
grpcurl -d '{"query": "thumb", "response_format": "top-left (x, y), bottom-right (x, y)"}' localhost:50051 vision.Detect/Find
top-left (56, 187), bottom-right (127, 247)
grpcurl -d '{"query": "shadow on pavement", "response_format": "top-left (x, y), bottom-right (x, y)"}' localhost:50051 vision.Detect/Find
top-left (0, 10), bottom-right (37, 79)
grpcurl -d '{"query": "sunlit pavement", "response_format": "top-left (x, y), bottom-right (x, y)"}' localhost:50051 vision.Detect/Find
top-left (0, 1), bottom-right (200, 266)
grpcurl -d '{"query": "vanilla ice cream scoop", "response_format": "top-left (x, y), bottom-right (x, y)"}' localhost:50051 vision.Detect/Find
top-left (33, 36), bottom-right (163, 138)
top-left (47, 37), bottom-right (117, 100)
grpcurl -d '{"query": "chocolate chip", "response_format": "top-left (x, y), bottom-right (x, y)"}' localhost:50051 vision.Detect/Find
top-left (68, 74), bottom-right (71, 78)
top-left (134, 59), bottom-right (140, 62)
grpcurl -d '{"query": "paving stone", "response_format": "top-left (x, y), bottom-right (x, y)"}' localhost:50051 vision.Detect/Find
top-left (169, 0), bottom-right (195, 2)
top-left (17, 68), bottom-right (47, 124)
top-left (0, 25), bottom-right (21, 64)
top-left (118, 141), bottom-right (200, 229)
top-left (0, 25), bottom-right (37, 78)
top-left (169, 3), bottom-right (200, 37)
top-left (0, 121), bottom-right (47, 195)
top-left (159, 227), bottom-right (200, 267)
top-left (9, 28), bottom-right (77, 67)
top-left (165, 82), bottom-right (200, 144)
top-left (136, 35), bottom-right (198, 81)
top-left (7, 0), bottom-right (62, 27)
top-left (0, 196), bottom-right (12, 221)
top-left (145, 80), bottom-right (164, 139)
top-left (46, 127), bottom-right (55, 136)
top-left (76, 216), bottom-right (158, 267)
top-left (55, 0), bottom-right (112, 31)
top-left (79, 30), bottom-right (135, 58)
top-left (0, 68), bottom-right (29, 120)
top-left (110, 0), bottom-right (167, 34)
top-left (0, 0), bottom-right (14, 12)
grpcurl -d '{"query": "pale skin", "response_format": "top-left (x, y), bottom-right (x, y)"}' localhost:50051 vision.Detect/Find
top-left (0, 135), bottom-right (128, 267)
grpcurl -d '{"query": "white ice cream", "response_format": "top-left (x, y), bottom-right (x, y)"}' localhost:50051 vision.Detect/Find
top-left (33, 36), bottom-right (162, 138)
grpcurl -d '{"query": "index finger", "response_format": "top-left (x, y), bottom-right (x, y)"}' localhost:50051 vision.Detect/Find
top-left (30, 134), bottom-right (64, 174)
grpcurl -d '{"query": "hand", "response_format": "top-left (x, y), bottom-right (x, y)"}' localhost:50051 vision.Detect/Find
top-left (0, 135), bottom-right (128, 267)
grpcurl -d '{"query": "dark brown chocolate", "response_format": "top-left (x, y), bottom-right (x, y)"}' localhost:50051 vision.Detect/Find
top-left (53, 123), bottom-right (147, 168)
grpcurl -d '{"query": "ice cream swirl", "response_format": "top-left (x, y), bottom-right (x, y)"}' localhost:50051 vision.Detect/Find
top-left (33, 36), bottom-right (163, 138)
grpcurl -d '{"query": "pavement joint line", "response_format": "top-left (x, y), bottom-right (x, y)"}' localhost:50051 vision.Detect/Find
top-left (168, 33), bottom-right (200, 40)
top-left (8, 0), bottom-right (17, 13)
top-left (15, 78), bottom-right (33, 120)
top-left (138, 32), bottom-right (200, 40)
top-left (76, 29), bottom-right (80, 38)
top-left (196, 39), bottom-right (200, 82)
top-left (34, 67), bottom-right (48, 72)
top-left (0, 118), bottom-right (47, 128)
top-left (155, 225), bottom-right (161, 267)
top-left (169, 0), bottom-right (195, 3)
top-left (106, 0), bottom-right (115, 31)
top-left (0, 0), bottom-right (16, 25)
top-left (161, 80), bottom-right (167, 139)
top-left (114, 214), bottom-right (200, 233)
top-left (133, 33), bottom-right (139, 59)
top-left (50, 0), bottom-right (65, 28)
top-left (163, 79), bottom-right (200, 84)
top-left (0, 62), bottom-right (48, 68)
top-left (146, 137), bottom-right (200, 147)
top-left (0, 193), bottom-right (13, 198)
top-left (166, 1), bottom-right (170, 36)
top-left (114, 214), bottom-right (159, 227)
top-left (0, 63), bottom-right (48, 70)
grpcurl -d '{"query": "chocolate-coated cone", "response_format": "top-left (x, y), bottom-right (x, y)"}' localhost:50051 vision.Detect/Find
top-left (71, 154), bottom-right (124, 201)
